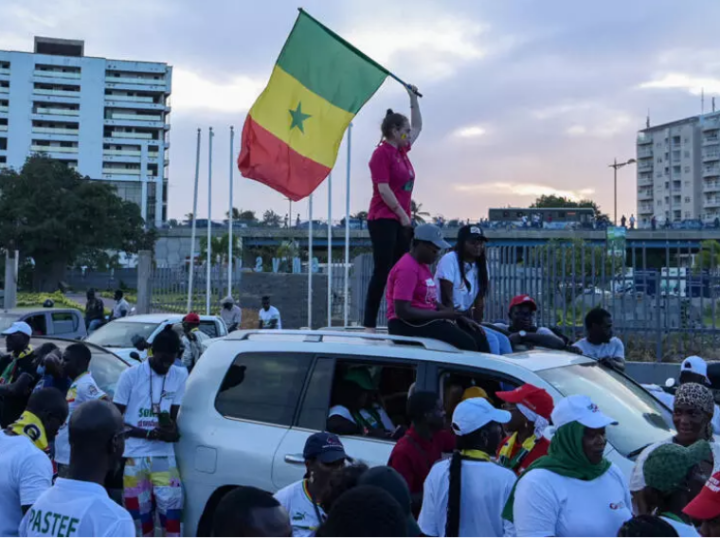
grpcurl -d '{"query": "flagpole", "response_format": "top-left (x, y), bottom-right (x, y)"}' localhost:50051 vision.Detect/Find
top-left (227, 125), bottom-right (235, 297)
top-left (327, 173), bottom-right (332, 327)
top-left (206, 126), bottom-right (214, 316)
top-left (343, 124), bottom-right (352, 326)
top-left (187, 128), bottom-right (201, 312)
top-left (308, 194), bottom-right (313, 329)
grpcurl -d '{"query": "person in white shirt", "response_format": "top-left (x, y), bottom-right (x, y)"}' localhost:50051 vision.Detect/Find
top-left (490, 294), bottom-right (567, 351)
top-left (418, 397), bottom-right (516, 537)
top-left (19, 400), bottom-right (134, 537)
top-left (53, 343), bottom-right (107, 477)
top-left (573, 307), bottom-right (626, 371)
top-left (0, 388), bottom-right (68, 537)
top-left (274, 432), bottom-right (348, 537)
top-left (220, 296), bottom-right (242, 332)
top-left (259, 296), bottom-right (282, 329)
top-left (113, 326), bottom-right (187, 537)
top-left (179, 313), bottom-right (209, 371)
top-left (111, 289), bottom-right (130, 320)
top-left (643, 356), bottom-right (720, 435)
top-left (635, 441), bottom-right (710, 537)
top-left (435, 225), bottom-right (512, 355)
top-left (507, 395), bottom-right (633, 537)
top-left (630, 383), bottom-right (720, 514)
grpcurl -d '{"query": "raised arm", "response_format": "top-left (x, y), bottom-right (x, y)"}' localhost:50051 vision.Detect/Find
top-left (407, 85), bottom-right (422, 144)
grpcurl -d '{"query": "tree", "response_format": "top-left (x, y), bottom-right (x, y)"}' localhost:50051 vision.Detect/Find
top-left (530, 195), bottom-right (609, 222)
top-left (262, 209), bottom-right (282, 228)
top-left (227, 207), bottom-right (257, 223)
top-left (0, 155), bottom-right (148, 291)
top-left (411, 200), bottom-right (430, 224)
top-left (198, 233), bottom-right (241, 265)
top-left (184, 213), bottom-right (194, 225)
top-left (694, 240), bottom-right (720, 270)
top-left (167, 218), bottom-right (180, 228)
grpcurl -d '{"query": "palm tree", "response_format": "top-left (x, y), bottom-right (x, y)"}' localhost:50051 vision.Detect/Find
top-left (411, 200), bottom-right (430, 224)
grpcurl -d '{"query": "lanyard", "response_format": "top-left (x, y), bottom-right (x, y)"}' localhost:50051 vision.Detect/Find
top-left (303, 480), bottom-right (324, 526)
top-left (460, 449), bottom-right (491, 462)
top-left (148, 363), bottom-right (167, 414)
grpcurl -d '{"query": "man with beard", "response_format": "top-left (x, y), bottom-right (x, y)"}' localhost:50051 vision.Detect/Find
top-left (114, 327), bottom-right (187, 537)
top-left (573, 308), bottom-right (626, 371)
top-left (491, 295), bottom-right (566, 351)
top-left (19, 400), bottom-right (133, 536)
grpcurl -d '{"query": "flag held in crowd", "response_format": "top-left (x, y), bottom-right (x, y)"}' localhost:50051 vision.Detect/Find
top-left (238, 9), bottom-right (390, 201)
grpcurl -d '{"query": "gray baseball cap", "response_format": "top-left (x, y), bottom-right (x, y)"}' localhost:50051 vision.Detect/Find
top-left (414, 224), bottom-right (450, 249)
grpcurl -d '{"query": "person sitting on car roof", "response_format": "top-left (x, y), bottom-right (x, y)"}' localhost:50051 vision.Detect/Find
top-left (573, 307), bottom-right (626, 371)
top-left (327, 368), bottom-right (396, 438)
top-left (489, 295), bottom-right (566, 351)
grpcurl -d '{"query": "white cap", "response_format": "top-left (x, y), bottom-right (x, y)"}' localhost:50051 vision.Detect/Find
top-left (1, 321), bottom-right (32, 337)
top-left (451, 397), bottom-right (511, 436)
top-left (681, 356), bottom-right (711, 385)
top-left (551, 395), bottom-right (617, 430)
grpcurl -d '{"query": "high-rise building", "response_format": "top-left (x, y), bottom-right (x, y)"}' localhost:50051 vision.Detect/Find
top-left (636, 111), bottom-right (720, 225)
top-left (0, 37), bottom-right (172, 227)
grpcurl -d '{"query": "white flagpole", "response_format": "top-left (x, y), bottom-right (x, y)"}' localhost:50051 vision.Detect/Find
top-left (308, 194), bottom-right (314, 329)
top-left (206, 127), bottom-right (214, 316)
top-left (343, 123), bottom-right (352, 326)
top-left (227, 125), bottom-right (235, 297)
top-left (327, 173), bottom-right (332, 327)
top-left (187, 128), bottom-right (202, 312)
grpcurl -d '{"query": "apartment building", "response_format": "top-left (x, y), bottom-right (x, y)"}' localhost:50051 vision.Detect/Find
top-left (0, 37), bottom-right (172, 227)
top-left (636, 111), bottom-right (720, 224)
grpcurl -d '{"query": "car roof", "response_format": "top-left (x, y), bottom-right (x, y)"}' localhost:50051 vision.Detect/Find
top-left (28, 336), bottom-right (130, 366)
top-left (219, 330), bottom-right (594, 373)
top-left (1, 307), bottom-right (82, 316)
top-left (114, 313), bottom-right (221, 324)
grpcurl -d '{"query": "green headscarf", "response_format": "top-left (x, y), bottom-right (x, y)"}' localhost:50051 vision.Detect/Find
top-left (502, 421), bottom-right (612, 522)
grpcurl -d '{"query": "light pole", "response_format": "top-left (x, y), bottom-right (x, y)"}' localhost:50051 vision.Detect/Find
top-left (609, 158), bottom-right (636, 225)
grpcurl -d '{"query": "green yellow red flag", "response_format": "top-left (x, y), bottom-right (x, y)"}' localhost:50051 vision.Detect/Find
top-left (238, 9), bottom-right (389, 201)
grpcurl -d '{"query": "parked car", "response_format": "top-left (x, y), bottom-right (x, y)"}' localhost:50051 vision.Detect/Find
top-left (0, 308), bottom-right (87, 340)
top-left (85, 313), bottom-right (228, 364)
top-left (176, 329), bottom-right (676, 536)
top-left (27, 336), bottom-right (130, 398)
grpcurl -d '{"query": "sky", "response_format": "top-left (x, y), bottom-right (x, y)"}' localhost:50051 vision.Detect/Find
top-left (1, 0), bottom-right (720, 223)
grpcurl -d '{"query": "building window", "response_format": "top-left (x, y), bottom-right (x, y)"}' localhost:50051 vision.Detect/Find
top-left (685, 197), bottom-right (691, 203)
top-left (685, 212), bottom-right (691, 218)
top-left (685, 166), bottom-right (691, 173)
top-left (685, 151), bottom-right (690, 158)
top-left (657, 158), bottom-right (663, 164)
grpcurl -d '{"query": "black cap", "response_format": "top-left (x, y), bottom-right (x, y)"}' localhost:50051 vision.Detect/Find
top-left (303, 432), bottom-right (347, 464)
top-left (358, 466), bottom-right (422, 536)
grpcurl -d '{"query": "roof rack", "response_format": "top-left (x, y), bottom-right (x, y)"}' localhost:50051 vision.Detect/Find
top-left (228, 329), bottom-right (461, 354)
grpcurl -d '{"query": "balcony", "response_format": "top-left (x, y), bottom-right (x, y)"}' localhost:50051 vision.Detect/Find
top-left (704, 166), bottom-right (720, 177)
top-left (637, 147), bottom-right (653, 159)
top-left (109, 131), bottom-right (153, 139)
top-left (0, 125), bottom-right (7, 133)
top-left (0, 68), bottom-right (9, 76)
top-left (30, 145), bottom-right (78, 154)
top-left (703, 118), bottom-right (720, 131)
top-left (703, 150), bottom-right (720, 162)
top-left (102, 167), bottom-right (141, 175)
top-left (0, 86), bottom-right (9, 94)
top-left (35, 107), bottom-right (79, 117)
top-left (104, 98), bottom-right (167, 111)
top-left (0, 106), bottom-right (8, 114)
top-left (639, 204), bottom-right (653, 214)
top-left (109, 112), bottom-right (163, 122)
top-left (638, 161), bottom-right (653, 172)
top-left (704, 181), bottom-right (720, 193)
top-left (33, 70), bottom-right (80, 81)
top-left (638, 177), bottom-right (652, 187)
top-left (705, 197), bottom-right (720, 208)
top-left (704, 136), bottom-right (720, 146)
top-left (33, 88), bottom-right (80, 98)
top-left (637, 133), bottom-right (653, 145)
top-left (32, 127), bottom-right (79, 136)
top-left (105, 76), bottom-right (165, 86)
top-left (638, 190), bottom-right (653, 200)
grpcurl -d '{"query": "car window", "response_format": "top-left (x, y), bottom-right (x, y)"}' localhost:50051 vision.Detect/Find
top-left (86, 321), bottom-right (159, 348)
top-left (199, 321), bottom-right (218, 338)
top-left (89, 351), bottom-right (128, 398)
top-left (539, 363), bottom-right (674, 458)
top-left (215, 352), bottom-right (313, 425)
top-left (24, 314), bottom-right (47, 336)
top-left (51, 312), bottom-right (79, 334)
top-left (0, 314), bottom-right (18, 333)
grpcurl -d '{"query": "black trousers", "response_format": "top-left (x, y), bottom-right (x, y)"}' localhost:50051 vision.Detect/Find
top-left (388, 318), bottom-right (490, 353)
top-left (363, 219), bottom-right (411, 328)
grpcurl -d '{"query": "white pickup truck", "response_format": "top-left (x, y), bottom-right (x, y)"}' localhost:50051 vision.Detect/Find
top-left (176, 330), bottom-right (675, 536)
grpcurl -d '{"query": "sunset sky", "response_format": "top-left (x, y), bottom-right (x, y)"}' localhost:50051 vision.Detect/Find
top-left (1, 0), bottom-right (719, 223)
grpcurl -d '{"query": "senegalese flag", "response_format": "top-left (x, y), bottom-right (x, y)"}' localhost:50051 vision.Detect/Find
top-left (238, 9), bottom-right (389, 201)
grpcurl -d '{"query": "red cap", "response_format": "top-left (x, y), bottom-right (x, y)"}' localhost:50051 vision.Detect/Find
top-left (509, 295), bottom-right (537, 311)
top-left (684, 471), bottom-right (720, 521)
top-left (183, 313), bottom-right (201, 324)
top-left (496, 384), bottom-right (553, 420)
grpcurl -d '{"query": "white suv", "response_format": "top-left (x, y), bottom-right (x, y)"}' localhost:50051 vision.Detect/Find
top-left (176, 330), bottom-right (675, 536)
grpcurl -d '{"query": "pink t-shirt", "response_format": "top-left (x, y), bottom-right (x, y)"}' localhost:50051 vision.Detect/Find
top-left (368, 141), bottom-right (415, 221)
top-left (386, 253), bottom-right (437, 321)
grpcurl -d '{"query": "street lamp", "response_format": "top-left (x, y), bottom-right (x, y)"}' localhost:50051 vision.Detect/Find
top-left (609, 158), bottom-right (636, 225)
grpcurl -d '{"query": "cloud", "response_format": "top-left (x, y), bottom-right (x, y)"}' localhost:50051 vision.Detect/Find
top-left (454, 182), bottom-right (595, 201)
top-left (454, 125), bottom-right (487, 139)
top-left (172, 68), bottom-right (265, 113)
top-left (532, 102), bottom-right (594, 120)
top-left (566, 125), bottom-right (587, 136)
top-left (638, 73), bottom-right (720, 95)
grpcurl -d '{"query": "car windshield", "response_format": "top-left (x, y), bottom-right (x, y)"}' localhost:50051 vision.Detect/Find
top-left (0, 314), bottom-right (19, 333)
top-left (86, 321), bottom-right (159, 348)
top-left (538, 363), bottom-right (675, 458)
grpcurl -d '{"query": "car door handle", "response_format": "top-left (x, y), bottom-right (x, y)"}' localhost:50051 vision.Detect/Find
top-left (284, 453), bottom-right (305, 465)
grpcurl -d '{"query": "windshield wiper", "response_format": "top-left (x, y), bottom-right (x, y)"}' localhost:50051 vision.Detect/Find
top-left (627, 443), bottom-right (651, 459)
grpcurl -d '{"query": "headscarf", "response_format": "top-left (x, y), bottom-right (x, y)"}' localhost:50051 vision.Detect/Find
top-left (461, 386), bottom-right (488, 401)
top-left (502, 421), bottom-right (611, 522)
top-left (675, 383), bottom-right (714, 416)
top-left (644, 440), bottom-right (711, 495)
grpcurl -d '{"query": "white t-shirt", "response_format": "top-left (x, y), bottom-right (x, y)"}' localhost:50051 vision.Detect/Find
top-left (513, 464), bottom-right (632, 537)
top-left (327, 405), bottom-right (395, 431)
top-left (259, 306), bottom-right (282, 329)
top-left (435, 252), bottom-right (487, 312)
top-left (274, 480), bottom-right (325, 537)
top-left (644, 385), bottom-right (720, 435)
top-left (112, 298), bottom-right (130, 319)
top-left (19, 478), bottom-right (134, 537)
top-left (573, 337), bottom-right (625, 360)
top-left (220, 305), bottom-right (242, 327)
top-left (493, 323), bottom-right (556, 337)
top-left (113, 361), bottom-right (187, 458)
top-left (0, 432), bottom-right (53, 537)
top-left (54, 372), bottom-right (107, 465)
top-left (630, 437), bottom-right (720, 492)
top-left (661, 516), bottom-right (700, 537)
top-left (418, 458), bottom-right (516, 537)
